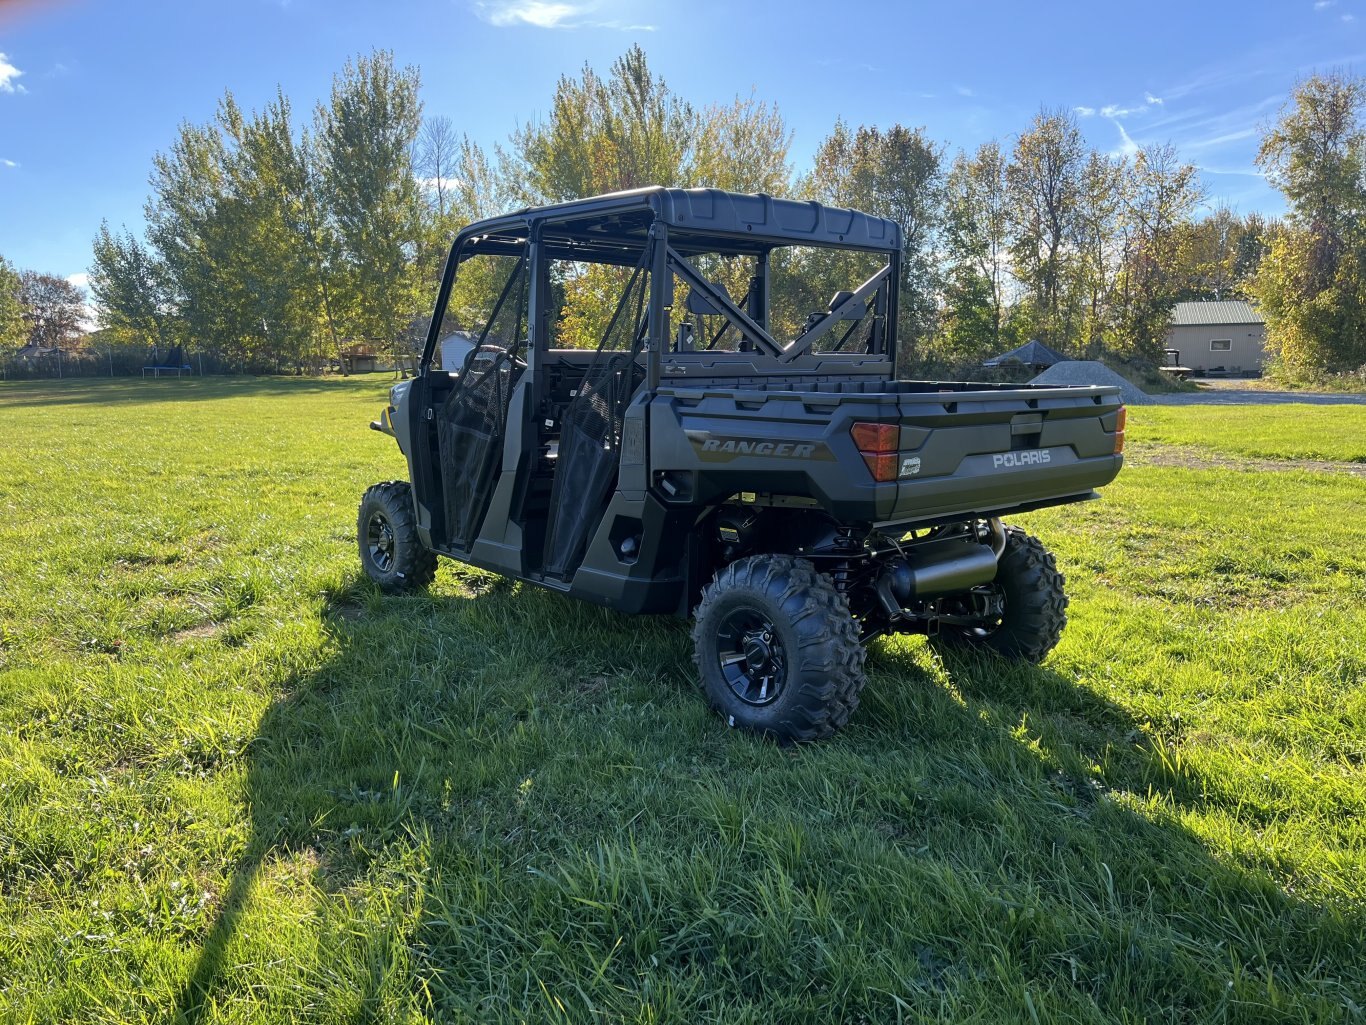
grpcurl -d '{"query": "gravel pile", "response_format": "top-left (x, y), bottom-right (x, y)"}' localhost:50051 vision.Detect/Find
top-left (1029, 360), bottom-right (1153, 405)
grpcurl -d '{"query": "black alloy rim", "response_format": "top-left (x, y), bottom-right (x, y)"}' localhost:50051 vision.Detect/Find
top-left (715, 605), bottom-right (787, 705)
top-left (366, 511), bottom-right (396, 573)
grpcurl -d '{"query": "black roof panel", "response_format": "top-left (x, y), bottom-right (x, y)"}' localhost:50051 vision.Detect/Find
top-left (458, 187), bottom-right (902, 255)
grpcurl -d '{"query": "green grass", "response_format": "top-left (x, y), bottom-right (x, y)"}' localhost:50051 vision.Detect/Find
top-left (1, 376), bottom-right (1363, 1024)
top-left (1129, 404), bottom-right (1366, 462)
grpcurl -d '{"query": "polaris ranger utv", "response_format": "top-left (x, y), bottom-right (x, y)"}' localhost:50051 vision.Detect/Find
top-left (360, 187), bottom-right (1125, 742)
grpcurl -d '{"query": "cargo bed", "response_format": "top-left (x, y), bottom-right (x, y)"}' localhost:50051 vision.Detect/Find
top-left (649, 379), bottom-right (1126, 527)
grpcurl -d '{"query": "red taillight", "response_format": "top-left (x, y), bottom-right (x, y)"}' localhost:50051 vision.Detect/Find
top-left (851, 421), bottom-right (899, 482)
top-left (851, 421), bottom-right (898, 453)
top-left (861, 451), bottom-right (899, 481)
top-left (1113, 405), bottom-right (1127, 455)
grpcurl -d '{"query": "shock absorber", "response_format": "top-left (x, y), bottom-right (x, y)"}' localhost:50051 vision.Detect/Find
top-left (829, 526), bottom-right (860, 594)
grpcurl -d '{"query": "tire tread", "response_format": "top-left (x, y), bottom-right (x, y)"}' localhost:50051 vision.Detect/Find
top-left (693, 554), bottom-right (866, 742)
top-left (358, 480), bottom-right (437, 593)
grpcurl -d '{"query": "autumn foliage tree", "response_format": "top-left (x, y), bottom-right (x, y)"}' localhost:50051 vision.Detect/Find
top-left (77, 46), bottom-right (1366, 381)
top-left (1252, 73), bottom-right (1366, 377)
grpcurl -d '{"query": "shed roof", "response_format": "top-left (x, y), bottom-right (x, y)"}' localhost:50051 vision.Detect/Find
top-left (1170, 300), bottom-right (1265, 326)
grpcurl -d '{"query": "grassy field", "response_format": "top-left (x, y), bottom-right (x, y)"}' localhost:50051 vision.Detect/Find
top-left (1130, 405), bottom-right (1366, 463)
top-left (0, 377), bottom-right (1363, 1024)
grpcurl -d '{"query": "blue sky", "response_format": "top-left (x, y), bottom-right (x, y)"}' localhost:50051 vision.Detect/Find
top-left (0, 0), bottom-right (1361, 290)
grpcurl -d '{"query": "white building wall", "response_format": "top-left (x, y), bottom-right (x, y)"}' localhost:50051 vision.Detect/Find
top-left (1165, 323), bottom-right (1266, 374)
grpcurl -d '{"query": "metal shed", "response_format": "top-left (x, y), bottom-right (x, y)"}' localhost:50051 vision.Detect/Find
top-left (1166, 301), bottom-right (1266, 375)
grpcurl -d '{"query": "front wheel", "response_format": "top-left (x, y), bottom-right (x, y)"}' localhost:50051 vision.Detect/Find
top-left (357, 481), bottom-right (437, 593)
top-left (934, 526), bottom-right (1067, 662)
top-left (692, 555), bottom-right (867, 743)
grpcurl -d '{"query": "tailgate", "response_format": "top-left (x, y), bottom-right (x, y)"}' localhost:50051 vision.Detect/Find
top-left (650, 382), bottom-right (1126, 526)
top-left (880, 385), bottom-right (1125, 524)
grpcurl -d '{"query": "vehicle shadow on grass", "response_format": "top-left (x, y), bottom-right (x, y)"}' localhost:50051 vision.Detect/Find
top-left (174, 583), bottom-right (1360, 1021)
top-left (170, 574), bottom-right (692, 1023)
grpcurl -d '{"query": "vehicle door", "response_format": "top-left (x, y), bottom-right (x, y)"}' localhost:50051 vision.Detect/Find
top-left (423, 247), bottom-right (530, 551)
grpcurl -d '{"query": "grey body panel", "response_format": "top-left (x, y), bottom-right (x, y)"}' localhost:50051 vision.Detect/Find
top-left (376, 187), bottom-right (1125, 620)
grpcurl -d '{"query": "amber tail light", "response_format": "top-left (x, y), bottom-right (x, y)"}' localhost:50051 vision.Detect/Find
top-left (1114, 405), bottom-right (1127, 455)
top-left (851, 421), bottom-right (899, 482)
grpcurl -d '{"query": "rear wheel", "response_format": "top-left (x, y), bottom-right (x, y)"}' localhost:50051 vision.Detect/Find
top-left (358, 481), bottom-right (437, 593)
top-left (934, 526), bottom-right (1066, 662)
top-left (692, 555), bottom-right (866, 742)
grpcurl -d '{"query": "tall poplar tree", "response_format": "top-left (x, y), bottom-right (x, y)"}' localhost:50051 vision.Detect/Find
top-left (1253, 73), bottom-right (1366, 375)
top-left (318, 51), bottom-right (425, 364)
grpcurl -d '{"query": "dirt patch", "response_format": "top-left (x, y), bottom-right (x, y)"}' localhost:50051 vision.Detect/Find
top-left (1156, 387), bottom-right (1366, 405)
top-left (1126, 444), bottom-right (1366, 478)
top-left (169, 623), bottom-right (222, 643)
top-left (328, 603), bottom-right (365, 623)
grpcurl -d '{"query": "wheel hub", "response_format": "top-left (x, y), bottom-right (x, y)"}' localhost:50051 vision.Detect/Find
top-left (742, 631), bottom-right (772, 669)
top-left (716, 607), bottom-right (786, 706)
top-left (366, 512), bottom-right (396, 573)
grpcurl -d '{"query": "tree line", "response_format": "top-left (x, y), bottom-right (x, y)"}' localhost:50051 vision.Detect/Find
top-left (2, 48), bottom-right (1362, 380)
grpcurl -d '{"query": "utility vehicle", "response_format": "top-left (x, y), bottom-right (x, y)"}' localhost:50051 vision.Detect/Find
top-left (360, 187), bottom-right (1125, 742)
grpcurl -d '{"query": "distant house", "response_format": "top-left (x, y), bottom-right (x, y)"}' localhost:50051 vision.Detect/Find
top-left (13, 343), bottom-right (59, 362)
top-left (1166, 301), bottom-right (1266, 375)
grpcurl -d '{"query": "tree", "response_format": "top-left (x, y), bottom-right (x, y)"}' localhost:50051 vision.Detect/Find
top-left (507, 45), bottom-right (699, 203)
top-left (1006, 109), bottom-right (1086, 348)
top-left (416, 113), bottom-right (459, 221)
top-left (89, 222), bottom-right (177, 353)
top-left (218, 90), bottom-right (327, 371)
top-left (693, 93), bottom-right (792, 194)
top-left (942, 141), bottom-right (1012, 357)
top-left (1114, 144), bottom-right (1204, 359)
top-left (1259, 73), bottom-right (1364, 287)
top-left (19, 271), bottom-right (86, 350)
top-left (1253, 73), bottom-right (1366, 374)
top-left (0, 257), bottom-right (25, 360)
top-left (291, 127), bottom-right (349, 374)
top-left (937, 263), bottom-right (1004, 364)
top-left (1176, 207), bottom-right (1274, 302)
top-left (143, 117), bottom-right (230, 361)
top-left (318, 51), bottom-right (426, 367)
top-left (1073, 151), bottom-right (1127, 349)
top-left (804, 121), bottom-right (945, 357)
top-left (140, 88), bottom-right (331, 372)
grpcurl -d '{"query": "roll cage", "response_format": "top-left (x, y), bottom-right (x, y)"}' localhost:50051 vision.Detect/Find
top-left (420, 186), bottom-right (905, 387)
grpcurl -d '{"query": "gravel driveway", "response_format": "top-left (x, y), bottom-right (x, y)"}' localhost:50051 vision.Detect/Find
top-left (1156, 383), bottom-right (1366, 405)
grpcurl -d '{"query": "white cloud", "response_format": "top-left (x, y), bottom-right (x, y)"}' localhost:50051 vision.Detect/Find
top-left (419, 175), bottom-right (465, 194)
top-left (0, 52), bottom-right (26, 94)
top-left (1100, 102), bottom-right (1153, 118)
top-left (0, 158), bottom-right (17, 169)
top-left (478, 1), bottom-right (580, 27)
top-left (1315, 1), bottom-right (1335, 9)
top-left (1112, 122), bottom-right (1140, 159)
top-left (1344, 13), bottom-right (1357, 21)
top-left (66, 272), bottom-right (90, 291)
top-left (954, 84), bottom-right (975, 97)
top-left (472, 1), bottom-right (656, 30)
top-left (1077, 94), bottom-right (1164, 122)
top-left (1184, 127), bottom-right (1258, 152)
